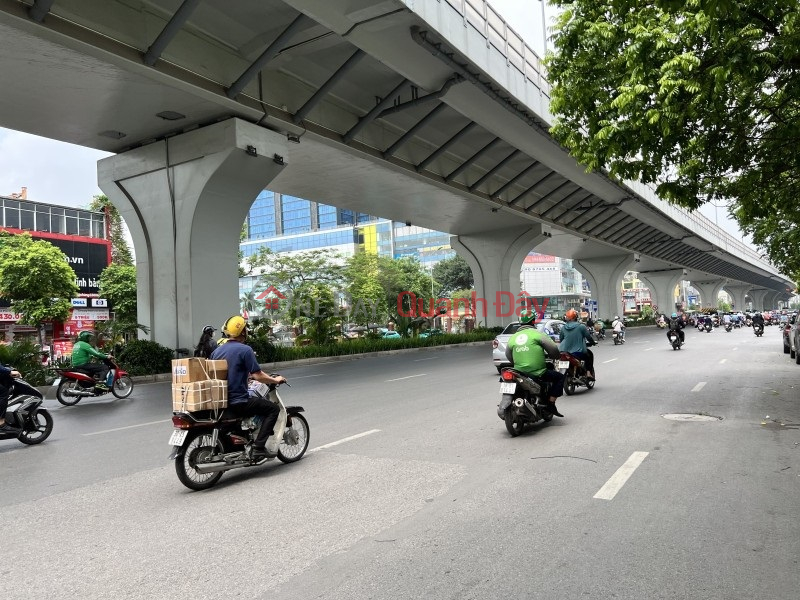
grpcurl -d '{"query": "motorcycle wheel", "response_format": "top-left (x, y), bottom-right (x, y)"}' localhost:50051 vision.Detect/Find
top-left (56, 379), bottom-right (84, 406)
top-left (504, 407), bottom-right (525, 437)
top-left (564, 376), bottom-right (575, 396)
top-left (174, 431), bottom-right (224, 491)
top-left (17, 409), bottom-right (53, 445)
top-left (278, 414), bottom-right (310, 463)
top-left (111, 375), bottom-right (134, 399)
top-left (586, 378), bottom-right (595, 389)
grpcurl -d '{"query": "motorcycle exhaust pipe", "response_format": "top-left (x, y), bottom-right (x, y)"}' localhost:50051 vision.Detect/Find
top-left (66, 388), bottom-right (97, 397)
top-left (194, 460), bottom-right (247, 474)
top-left (513, 398), bottom-right (524, 408)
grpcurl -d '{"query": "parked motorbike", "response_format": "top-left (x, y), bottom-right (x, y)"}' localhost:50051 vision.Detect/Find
top-left (497, 366), bottom-right (556, 436)
top-left (54, 357), bottom-right (134, 406)
top-left (667, 330), bottom-right (683, 350)
top-left (169, 380), bottom-right (309, 490)
top-left (0, 377), bottom-right (53, 445)
top-left (558, 350), bottom-right (595, 395)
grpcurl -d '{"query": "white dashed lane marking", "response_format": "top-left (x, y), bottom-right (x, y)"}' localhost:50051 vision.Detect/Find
top-left (691, 382), bottom-right (707, 392)
top-left (594, 451), bottom-right (649, 500)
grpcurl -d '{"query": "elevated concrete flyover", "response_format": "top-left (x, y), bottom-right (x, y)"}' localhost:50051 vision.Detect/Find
top-left (0, 0), bottom-right (792, 346)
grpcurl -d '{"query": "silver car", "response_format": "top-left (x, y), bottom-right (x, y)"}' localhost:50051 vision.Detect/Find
top-left (491, 319), bottom-right (566, 373)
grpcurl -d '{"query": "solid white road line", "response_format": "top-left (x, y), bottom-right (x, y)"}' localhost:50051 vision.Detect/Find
top-left (308, 429), bottom-right (381, 453)
top-left (691, 381), bottom-right (707, 392)
top-left (719, 358), bottom-right (727, 364)
top-left (602, 358), bottom-right (618, 364)
top-left (385, 374), bottom-right (427, 382)
top-left (290, 374), bottom-right (324, 379)
top-left (414, 357), bottom-right (436, 362)
top-left (594, 451), bottom-right (649, 500)
top-left (83, 419), bottom-right (171, 436)
top-left (644, 347), bottom-right (654, 351)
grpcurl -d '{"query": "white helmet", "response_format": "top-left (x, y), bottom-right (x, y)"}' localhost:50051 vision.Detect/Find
top-left (614, 315), bottom-right (619, 320)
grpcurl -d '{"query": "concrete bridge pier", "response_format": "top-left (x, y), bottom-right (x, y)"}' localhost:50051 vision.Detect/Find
top-left (639, 269), bottom-right (684, 316)
top-left (749, 289), bottom-right (768, 311)
top-left (691, 279), bottom-right (726, 309)
top-left (724, 284), bottom-right (752, 313)
top-left (574, 254), bottom-right (636, 321)
top-left (451, 224), bottom-right (551, 328)
top-left (763, 290), bottom-right (781, 311)
top-left (98, 118), bottom-right (288, 350)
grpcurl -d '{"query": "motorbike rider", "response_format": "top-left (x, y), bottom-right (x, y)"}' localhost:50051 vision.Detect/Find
top-left (193, 325), bottom-right (217, 358)
top-left (504, 309), bottom-right (565, 417)
top-left (722, 313), bottom-right (732, 329)
top-left (666, 312), bottom-right (685, 344)
top-left (559, 309), bottom-right (595, 380)
top-left (0, 363), bottom-right (22, 435)
top-left (611, 315), bottom-right (625, 341)
top-left (752, 311), bottom-right (765, 332)
top-left (209, 315), bottom-right (287, 463)
top-left (71, 331), bottom-right (111, 389)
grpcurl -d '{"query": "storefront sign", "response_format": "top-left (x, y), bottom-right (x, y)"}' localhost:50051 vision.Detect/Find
top-left (70, 308), bottom-right (110, 321)
top-left (53, 339), bottom-right (74, 359)
top-left (71, 298), bottom-right (88, 307)
top-left (63, 320), bottom-right (94, 336)
top-left (0, 311), bottom-right (23, 322)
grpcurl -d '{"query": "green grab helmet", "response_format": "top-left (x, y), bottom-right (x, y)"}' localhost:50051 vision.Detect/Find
top-left (672, 313), bottom-right (678, 318)
top-left (519, 309), bottom-right (536, 325)
top-left (77, 331), bottom-right (93, 342)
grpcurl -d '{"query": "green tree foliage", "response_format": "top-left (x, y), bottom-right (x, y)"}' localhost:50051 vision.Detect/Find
top-left (432, 255), bottom-right (473, 296)
top-left (249, 248), bottom-right (345, 323)
top-left (546, 0), bottom-right (800, 279)
top-left (98, 264), bottom-right (138, 322)
top-left (89, 195), bottom-right (133, 266)
top-left (0, 232), bottom-right (78, 325)
top-left (116, 339), bottom-right (174, 376)
top-left (343, 253), bottom-right (389, 325)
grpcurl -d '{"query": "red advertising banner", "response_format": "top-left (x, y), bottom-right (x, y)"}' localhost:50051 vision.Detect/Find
top-left (523, 253), bottom-right (557, 263)
top-left (63, 320), bottom-right (94, 337)
top-left (52, 339), bottom-right (73, 360)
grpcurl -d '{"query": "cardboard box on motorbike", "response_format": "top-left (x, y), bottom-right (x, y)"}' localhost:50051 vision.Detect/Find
top-left (171, 358), bottom-right (229, 411)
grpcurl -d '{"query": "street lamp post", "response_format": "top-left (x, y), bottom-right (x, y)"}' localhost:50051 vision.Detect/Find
top-left (538, 0), bottom-right (547, 56)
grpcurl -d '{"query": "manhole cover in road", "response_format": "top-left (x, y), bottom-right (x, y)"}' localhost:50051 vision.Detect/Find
top-left (662, 413), bottom-right (722, 422)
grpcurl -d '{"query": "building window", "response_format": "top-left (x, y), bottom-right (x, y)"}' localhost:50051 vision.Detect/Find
top-left (3, 200), bottom-right (20, 228)
top-left (281, 196), bottom-right (312, 234)
top-left (65, 209), bottom-right (78, 235)
top-left (318, 204), bottom-right (337, 230)
top-left (50, 207), bottom-right (64, 234)
top-left (35, 205), bottom-right (50, 232)
top-left (20, 206), bottom-right (34, 230)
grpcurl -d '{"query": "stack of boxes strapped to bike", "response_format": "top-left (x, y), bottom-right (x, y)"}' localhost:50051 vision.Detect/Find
top-left (171, 358), bottom-right (228, 412)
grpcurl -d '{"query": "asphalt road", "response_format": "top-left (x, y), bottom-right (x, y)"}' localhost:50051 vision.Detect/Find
top-left (2, 325), bottom-right (799, 600)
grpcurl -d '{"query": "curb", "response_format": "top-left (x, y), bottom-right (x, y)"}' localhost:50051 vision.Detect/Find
top-left (38, 341), bottom-right (492, 391)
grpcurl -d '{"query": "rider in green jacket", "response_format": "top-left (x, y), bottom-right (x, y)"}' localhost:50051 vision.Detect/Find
top-left (71, 331), bottom-right (110, 389)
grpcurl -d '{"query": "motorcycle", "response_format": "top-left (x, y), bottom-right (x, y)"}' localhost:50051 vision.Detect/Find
top-left (702, 322), bottom-right (713, 333)
top-left (497, 365), bottom-right (556, 437)
top-left (558, 350), bottom-right (595, 395)
top-left (753, 323), bottom-right (764, 337)
top-left (667, 330), bottom-right (683, 350)
top-left (724, 322), bottom-right (732, 332)
top-left (169, 379), bottom-right (309, 490)
top-left (54, 357), bottom-right (134, 405)
top-left (612, 330), bottom-right (625, 344)
top-left (0, 376), bottom-right (53, 445)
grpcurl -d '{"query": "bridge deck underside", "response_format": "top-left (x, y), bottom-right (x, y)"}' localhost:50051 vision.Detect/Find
top-left (0, 0), bottom-right (788, 293)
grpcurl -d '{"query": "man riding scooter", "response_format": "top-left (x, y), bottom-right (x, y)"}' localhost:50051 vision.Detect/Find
top-left (559, 309), bottom-right (596, 381)
top-left (71, 331), bottom-right (111, 390)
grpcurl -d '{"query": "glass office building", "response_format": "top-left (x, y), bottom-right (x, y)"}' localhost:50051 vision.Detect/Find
top-left (239, 191), bottom-right (590, 311)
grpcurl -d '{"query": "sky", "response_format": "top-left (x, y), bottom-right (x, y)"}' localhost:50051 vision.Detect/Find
top-left (0, 0), bottom-right (748, 243)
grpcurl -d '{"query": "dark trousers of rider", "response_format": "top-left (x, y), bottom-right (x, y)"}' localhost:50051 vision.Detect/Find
top-left (571, 350), bottom-right (595, 377)
top-left (667, 330), bottom-right (685, 342)
top-left (76, 362), bottom-right (109, 382)
top-left (537, 369), bottom-right (565, 399)
top-left (233, 395), bottom-right (280, 449)
top-left (0, 382), bottom-right (9, 418)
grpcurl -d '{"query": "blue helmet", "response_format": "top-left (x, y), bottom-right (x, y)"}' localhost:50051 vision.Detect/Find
top-left (671, 313), bottom-right (678, 318)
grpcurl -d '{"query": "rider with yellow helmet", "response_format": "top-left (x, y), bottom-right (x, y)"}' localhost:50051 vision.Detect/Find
top-left (209, 315), bottom-right (287, 463)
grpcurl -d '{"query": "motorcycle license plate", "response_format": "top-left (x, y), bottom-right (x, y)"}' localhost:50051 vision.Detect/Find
top-left (558, 361), bottom-right (570, 370)
top-left (499, 382), bottom-right (516, 394)
top-left (52, 378), bottom-right (60, 386)
top-left (168, 430), bottom-right (187, 446)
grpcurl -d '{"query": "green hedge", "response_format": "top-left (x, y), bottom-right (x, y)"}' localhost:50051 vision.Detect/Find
top-left (117, 339), bottom-right (174, 376)
top-left (250, 330), bottom-right (495, 363)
